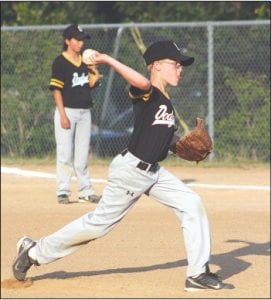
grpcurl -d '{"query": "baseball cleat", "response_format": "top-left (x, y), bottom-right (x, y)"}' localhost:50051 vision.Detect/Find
top-left (185, 270), bottom-right (223, 291)
top-left (78, 194), bottom-right (101, 203)
top-left (57, 194), bottom-right (71, 204)
top-left (12, 236), bottom-right (38, 281)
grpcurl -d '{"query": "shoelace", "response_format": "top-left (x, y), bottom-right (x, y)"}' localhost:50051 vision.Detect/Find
top-left (197, 272), bottom-right (222, 286)
top-left (207, 271), bottom-right (222, 281)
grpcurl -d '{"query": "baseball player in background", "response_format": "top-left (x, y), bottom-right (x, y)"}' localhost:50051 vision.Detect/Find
top-left (49, 24), bottom-right (101, 204)
top-left (13, 40), bottom-right (226, 291)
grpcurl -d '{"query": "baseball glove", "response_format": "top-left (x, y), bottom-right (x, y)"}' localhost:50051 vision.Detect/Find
top-left (88, 65), bottom-right (103, 89)
top-left (172, 118), bottom-right (213, 162)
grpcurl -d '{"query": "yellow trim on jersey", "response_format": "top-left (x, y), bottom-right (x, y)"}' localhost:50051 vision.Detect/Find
top-left (62, 52), bottom-right (82, 67)
top-left (128, 91), bottom-right (137, 99)
top-left (162, 90), bottom-right (170, 99)
top-left (50, 78), bottom-right (64, 89)
top-left (129, 89), bottom-right (152, 102)
top-left (50, 82), bottom-right (63, 89)
top-left (142, 93), bottom-right (151, 101)
top-left (50, 78), bottom-right (64, 85)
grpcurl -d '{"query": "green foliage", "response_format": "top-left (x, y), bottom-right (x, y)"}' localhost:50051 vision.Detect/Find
top-left (1, 22), bottom-right (270, 162)
top-left (215, 68), bottom-right (270, 161)
top-left (1, 31), bottom-right (59, 156)
top-left (116, 1), bottom-right (271, 22)
top-left (1, 1), bottom-right (270, 26)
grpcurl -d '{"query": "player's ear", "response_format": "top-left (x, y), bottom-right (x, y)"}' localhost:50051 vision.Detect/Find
top-left (152, 61), bottom-right (162, 71)
top-left (64, 38), bottom-right (70, 47)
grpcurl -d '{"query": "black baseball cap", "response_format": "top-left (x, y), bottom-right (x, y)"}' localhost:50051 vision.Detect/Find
top-left (63, 24), bottom-right (90, 40)
top-left (143, 40), bottom-right (194, 66)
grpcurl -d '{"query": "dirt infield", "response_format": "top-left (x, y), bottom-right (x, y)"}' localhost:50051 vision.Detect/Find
top-left (1, 163), bottom-right (270, 299)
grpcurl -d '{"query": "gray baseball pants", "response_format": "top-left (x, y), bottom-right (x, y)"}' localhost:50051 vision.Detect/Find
top-left (34, 150), bottom-right (211, 277)
top-left (54, 108), bottom-right (96, 198)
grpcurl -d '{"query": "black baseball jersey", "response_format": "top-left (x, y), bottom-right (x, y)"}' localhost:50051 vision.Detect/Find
top-left (128, 86), bottom-right (176, 164)
top-left (49, 53), bottom-right (92, 108)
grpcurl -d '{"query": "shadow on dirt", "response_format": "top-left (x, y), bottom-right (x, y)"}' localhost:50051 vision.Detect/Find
top-left (31, 240), bottom-right (270, 282)
top-left (213, 240), bottom-right (270, 279)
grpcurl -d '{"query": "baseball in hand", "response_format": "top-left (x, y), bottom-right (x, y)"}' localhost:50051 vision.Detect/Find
top-left (82, 49), bottom-right (96, 65)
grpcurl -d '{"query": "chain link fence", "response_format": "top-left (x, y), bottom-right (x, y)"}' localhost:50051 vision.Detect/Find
top-left (1, 21), bottom-right (270, 161)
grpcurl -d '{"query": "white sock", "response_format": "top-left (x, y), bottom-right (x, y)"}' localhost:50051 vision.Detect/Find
top-left (28, 246), bottom-right (37, 262)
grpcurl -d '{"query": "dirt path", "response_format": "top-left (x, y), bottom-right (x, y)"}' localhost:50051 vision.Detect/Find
top-left (1, 164), bottom-right (270, 298)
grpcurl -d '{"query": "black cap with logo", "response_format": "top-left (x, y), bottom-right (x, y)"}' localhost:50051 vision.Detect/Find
top-left (63, 24), bottom-right (90, 40)
top-left (143, 40), bottom-right (194, 66)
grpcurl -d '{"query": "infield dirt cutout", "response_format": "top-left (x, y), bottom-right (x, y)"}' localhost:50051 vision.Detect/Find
top-left (1, 164), bottom-right (270, 298)
top-left (1, 278), bottom-right (33, 289)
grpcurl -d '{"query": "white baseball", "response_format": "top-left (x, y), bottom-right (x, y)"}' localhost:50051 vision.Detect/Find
top-left (82, 49), bottom-right (96, 65)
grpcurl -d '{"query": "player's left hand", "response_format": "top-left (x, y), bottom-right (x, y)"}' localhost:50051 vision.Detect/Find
top-left (173, 118), bottom-right (213, 163)
top-left (88, 65), bottom-right (103, 88)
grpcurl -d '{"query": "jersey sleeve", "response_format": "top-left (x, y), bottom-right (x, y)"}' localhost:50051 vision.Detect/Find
top-left (49, 57), bottom-right (65, 91)
top-left (129, 85), bottom-right (153, 102)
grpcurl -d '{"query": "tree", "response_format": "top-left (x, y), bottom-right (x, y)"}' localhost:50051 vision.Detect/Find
top-left (1, 1), bottom-right (270, 26)
top-left (215, 69), bottom-right (270, 161)
top-left (115, 1), bottom-right (270, 22)
top-left (1, 30), bottom-right (58, 156)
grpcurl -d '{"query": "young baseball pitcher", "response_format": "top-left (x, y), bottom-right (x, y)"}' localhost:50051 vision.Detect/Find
top-left (12, 40), bottom-right (225, 291)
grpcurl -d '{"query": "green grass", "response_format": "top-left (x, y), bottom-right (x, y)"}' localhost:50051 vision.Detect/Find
top-left (1, 154), bottom-right (111, 167)
top-left (1, 154), bottom-right (269, 169)
top-left (2, 155), bottom-right (56, 166)
top-left (161, 155), bottom-right (270, 168)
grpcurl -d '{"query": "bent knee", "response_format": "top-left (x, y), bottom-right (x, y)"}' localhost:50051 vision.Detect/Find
top-left (189, 194), bottom-right (207, 217)
top-left (177, 192), bottom-right (207, 216)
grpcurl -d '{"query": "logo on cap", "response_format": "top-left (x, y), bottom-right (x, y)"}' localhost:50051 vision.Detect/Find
top-left (173, 42), bottom-right (180, 51)
top-left (63, 24), bottom-right (90, 40)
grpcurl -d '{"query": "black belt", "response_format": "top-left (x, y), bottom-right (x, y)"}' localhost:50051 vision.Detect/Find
top-left (121, 149), bottom-right (159, 173)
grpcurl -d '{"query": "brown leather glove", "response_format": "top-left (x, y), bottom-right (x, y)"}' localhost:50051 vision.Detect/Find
top-left (173, 118), bottom-right (213, 162)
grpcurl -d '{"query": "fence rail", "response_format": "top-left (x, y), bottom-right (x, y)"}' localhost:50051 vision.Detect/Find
top-left (1, 21), bottom-right (270, 161)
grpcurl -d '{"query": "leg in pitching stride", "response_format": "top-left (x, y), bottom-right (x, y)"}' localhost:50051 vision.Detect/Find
top-left (13, 34), bottom-right (228, 292)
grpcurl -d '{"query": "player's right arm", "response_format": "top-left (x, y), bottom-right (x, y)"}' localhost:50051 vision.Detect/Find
top-left (49, 57), bottom-right (70, 129)
top-left (89, 52), bottom-right (151, 92)
top-left (52, 90), bottom-right (70, 129)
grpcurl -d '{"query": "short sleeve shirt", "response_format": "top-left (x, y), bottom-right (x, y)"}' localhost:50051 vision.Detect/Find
top-left (49, 53), bottom-right (92, 108)
top-left (128, 85), bottom-right (176, 164)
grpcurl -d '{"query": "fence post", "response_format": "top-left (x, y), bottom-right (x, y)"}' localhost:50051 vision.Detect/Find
top-left (207, 22), bottom-right (215, 160)
top-left (100, 26), bottom-right (124, 126)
